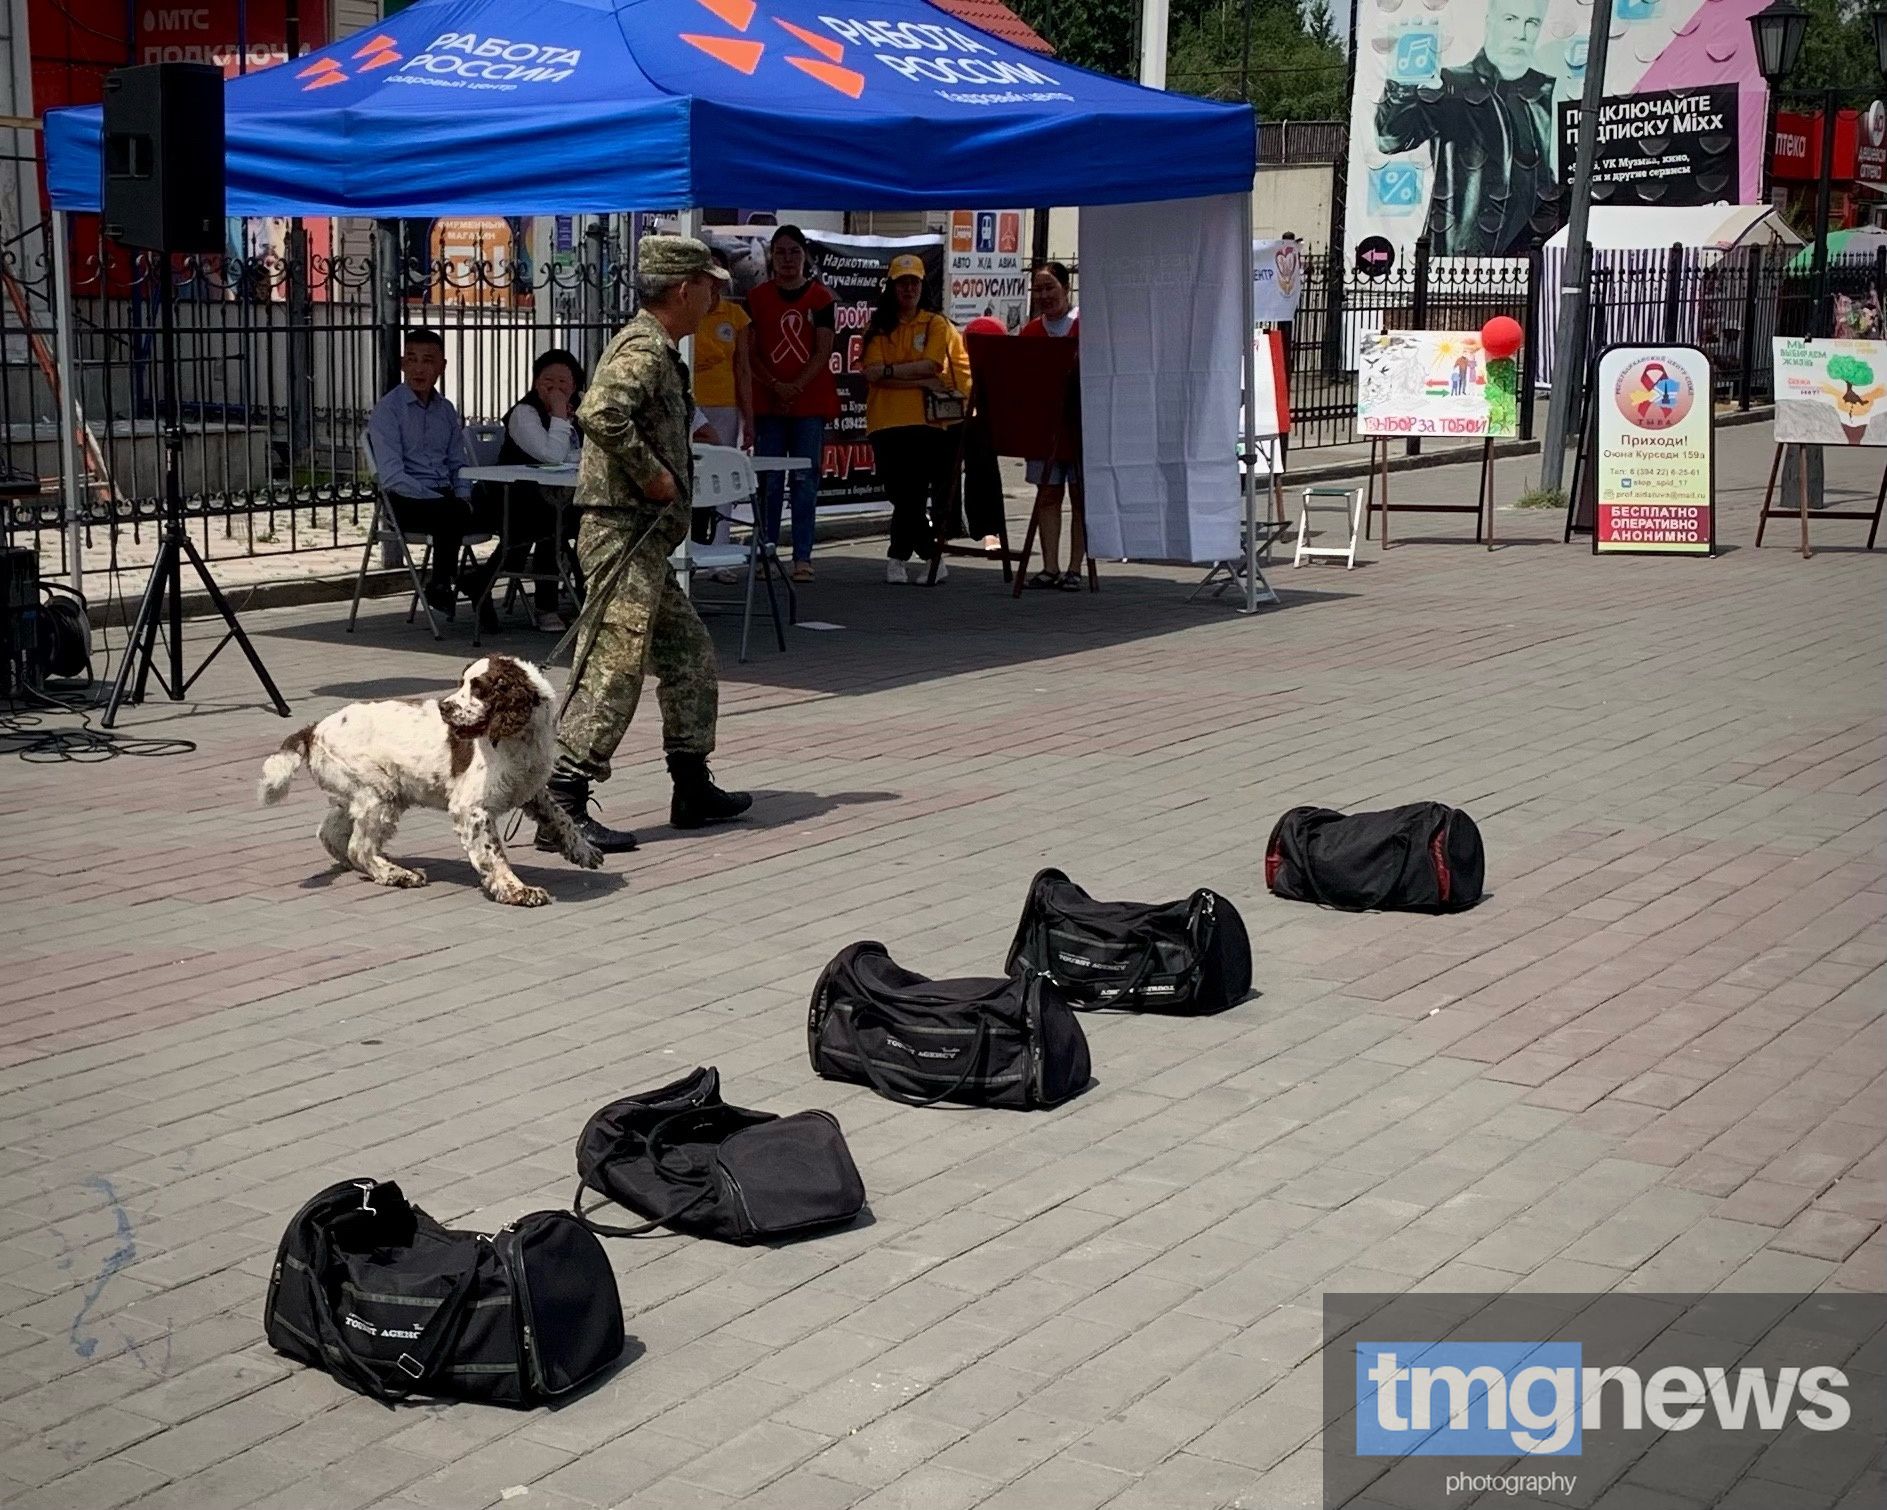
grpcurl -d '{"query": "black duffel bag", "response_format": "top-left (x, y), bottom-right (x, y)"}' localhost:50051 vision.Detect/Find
top-left (1004, 867), bottom-right (1252, 1014)
top-left (575, 1067), bottom-right (866, 1244)
top-left (264, 1178), bottom-right (622, 1407)
top-left (1266, 802), bottom-right (1485, 913)
top-left (808, 942), bottom-right (1091, 1109)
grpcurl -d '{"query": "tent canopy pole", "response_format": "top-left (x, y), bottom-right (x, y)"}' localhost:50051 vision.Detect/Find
top-left (50, 209), bottom-right (83, 594)
top-left (1241, 197), bottom-right (1258, 613)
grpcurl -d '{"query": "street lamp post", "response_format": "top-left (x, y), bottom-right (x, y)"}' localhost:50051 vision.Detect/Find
top-left (1750, 2), bottom-right (1887, 331)
top-left (1750, 3), bottom-right (1887, 507)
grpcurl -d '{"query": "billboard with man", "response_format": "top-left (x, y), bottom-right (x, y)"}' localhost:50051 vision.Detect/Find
top-left (1345, 0), bottom-right (1770, 259)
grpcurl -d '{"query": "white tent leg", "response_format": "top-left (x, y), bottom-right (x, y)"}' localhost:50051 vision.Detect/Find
top-left (1237, 195), bottom-right (1266, 615)
top-left (50, 209), bottom-right (84, 595)
top-left (678, 206), bottom-right (702, 601)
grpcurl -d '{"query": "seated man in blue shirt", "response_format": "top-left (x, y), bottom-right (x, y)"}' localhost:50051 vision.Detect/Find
top-left (367, 328), bottom-right (498, 621)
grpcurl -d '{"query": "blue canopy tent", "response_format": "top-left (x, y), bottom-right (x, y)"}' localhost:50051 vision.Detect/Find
top-left (43, 0), bottom-right (1268, 603)
top-left (45, 0), bottom-right (1255, 214)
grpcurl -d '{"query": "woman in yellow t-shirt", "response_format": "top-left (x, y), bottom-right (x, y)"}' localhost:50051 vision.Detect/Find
top-left (692, 252), bottom-right (753, 450)
top-left (861, 254), bottom-right (971, 585)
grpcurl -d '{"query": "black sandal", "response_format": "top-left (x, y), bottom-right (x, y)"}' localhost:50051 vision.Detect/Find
top-left (1058, 570), bottom-right (1084, 592)
top-left (1027, 570), bottom-right (1060, 589)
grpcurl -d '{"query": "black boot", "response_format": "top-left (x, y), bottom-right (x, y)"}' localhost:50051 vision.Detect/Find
top-left (668, 753), bottom-right (753, 829)
top-left (536, 770), bottom-right (638, 853)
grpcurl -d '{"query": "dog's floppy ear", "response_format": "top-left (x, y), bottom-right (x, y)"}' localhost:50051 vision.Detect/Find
top-left (478, 656), bottom-right (543, 743)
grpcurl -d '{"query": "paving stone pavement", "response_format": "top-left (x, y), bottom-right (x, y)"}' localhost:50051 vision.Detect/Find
top-left (0, 426), bottom-right (1881, 1510)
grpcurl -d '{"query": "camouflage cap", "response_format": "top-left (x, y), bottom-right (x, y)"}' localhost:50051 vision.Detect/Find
top-left (638, 235), bottom-right (729, 282)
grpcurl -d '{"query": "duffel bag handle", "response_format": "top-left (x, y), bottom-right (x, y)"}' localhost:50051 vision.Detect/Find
top-left (305, 1202), bottom-right (481, 1404)
top-left (1279, 819), bottom-right (1409, 913)
top-left (850, 1012), bottom-right (991, 1108)
top-left (571, 1106), bottom-right (721, 1238)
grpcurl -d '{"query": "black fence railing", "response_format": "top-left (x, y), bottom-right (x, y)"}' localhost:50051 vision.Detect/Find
top-left (7, 222), bottom-right (1886, 577)
top-left (3, 220), bottom-right (635, 579)
top-left (1266, 240), bottom-right (1887, 452)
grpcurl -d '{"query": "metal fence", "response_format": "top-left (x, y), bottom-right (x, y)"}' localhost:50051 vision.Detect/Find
top-left (3, 219), bottom-right (635, 581)
top-left (7, 220), bottom-right (1887, 578)
top-left (1257, 120), bottom-right (1347, 165)
top-left (1267, 240), bottom-right (1887, 452)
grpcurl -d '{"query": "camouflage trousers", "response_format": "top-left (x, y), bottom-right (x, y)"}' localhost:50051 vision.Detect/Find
top-left (555, 511), bottom-right (717, 782)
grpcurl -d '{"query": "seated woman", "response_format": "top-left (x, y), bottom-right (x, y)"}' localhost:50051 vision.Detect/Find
top-left (494, 349), bottom-right (585, 630)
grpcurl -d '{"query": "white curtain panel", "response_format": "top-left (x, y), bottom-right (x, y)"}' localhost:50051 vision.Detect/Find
top-left (1078, 193), bottom-right (1246, 564)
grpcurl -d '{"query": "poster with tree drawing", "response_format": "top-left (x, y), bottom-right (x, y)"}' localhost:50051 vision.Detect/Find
top-left (1773, 337), bottom-right (1887, 446)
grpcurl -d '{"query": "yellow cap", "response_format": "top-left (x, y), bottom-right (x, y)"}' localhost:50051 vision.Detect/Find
top-left (887, 254), bottom-right (926, 283)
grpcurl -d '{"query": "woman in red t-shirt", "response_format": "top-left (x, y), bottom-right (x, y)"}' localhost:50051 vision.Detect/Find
top-left (748, 226), bottom-right (839, 582)
top-left (1020, 262), bottom-right (1083, 590)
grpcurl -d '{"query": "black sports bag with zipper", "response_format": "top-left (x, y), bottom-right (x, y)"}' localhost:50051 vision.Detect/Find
top-left (1004, 867), bottom-right (1253, 1014)
top-left (264, 1178), bottom-right (622, 1407)
top-left (574, 1067), bottom-right (867, 1244)
top-left (1265, 802), bottom-right (1485, 913)
top-left (808, 942), bottom-right (1091, 1109)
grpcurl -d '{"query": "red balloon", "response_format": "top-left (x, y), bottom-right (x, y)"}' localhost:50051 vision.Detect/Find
top-left (1480, 315), bottom-right (1523, 361)
top-left (964, 316), bottom-right (1008, 337)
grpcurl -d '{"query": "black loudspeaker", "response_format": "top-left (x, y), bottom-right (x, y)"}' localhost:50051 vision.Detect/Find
top-left (1, 546), bottom-right (39, 698)
top-left (102, 63), bottom-right (225, 253)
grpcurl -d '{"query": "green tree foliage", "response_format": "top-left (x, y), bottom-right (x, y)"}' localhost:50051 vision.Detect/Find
top-left (1006, 0), bottom-right (1143, 77)
top-left (1168, 1), bottom-right (1347, 118)
top-left (1009, 0), bottom-right (1347, 118)
top-left (1787, 0), bottom-right (1885, 99)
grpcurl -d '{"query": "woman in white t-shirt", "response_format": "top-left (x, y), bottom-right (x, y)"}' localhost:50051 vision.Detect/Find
top-left (1020, 262), bottom-right (1083, 591)
top-left (495, 350), bottom-right (585, 629)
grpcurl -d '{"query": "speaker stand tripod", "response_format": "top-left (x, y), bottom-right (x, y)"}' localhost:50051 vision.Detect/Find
top-left (102, 257), bottom-right (289, 728)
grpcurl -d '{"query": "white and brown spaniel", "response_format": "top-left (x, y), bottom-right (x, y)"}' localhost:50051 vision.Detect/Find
top-left (257, 655), bottom-right (601, 906)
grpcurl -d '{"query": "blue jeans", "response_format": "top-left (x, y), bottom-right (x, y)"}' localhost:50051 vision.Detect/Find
top-left (754, 414), bottom-right (823, 564)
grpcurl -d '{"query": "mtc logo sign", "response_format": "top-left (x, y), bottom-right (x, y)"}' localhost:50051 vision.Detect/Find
top-left (1356, 1342), bottom-right (1852, 1456)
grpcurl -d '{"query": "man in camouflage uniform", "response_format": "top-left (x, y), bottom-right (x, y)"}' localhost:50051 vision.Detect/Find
top-left (537, 236), bottom-right (752, 854)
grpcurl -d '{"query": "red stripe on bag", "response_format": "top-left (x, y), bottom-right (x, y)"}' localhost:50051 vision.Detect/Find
top-left (1430, 827), bottom-right (1451, 905)
top-left (1265, 846), bottom-right (1282, 890)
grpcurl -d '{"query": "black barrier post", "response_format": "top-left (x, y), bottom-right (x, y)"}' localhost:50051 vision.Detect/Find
top-left (1662, 241), bottom-right (1684, 345)
top-left (1739, 245), bottom-right (1761, 411)
top-left (1408, 235), bottom-right (1430, 457)
top-left (1522, 250), bottom-right (1541, 441)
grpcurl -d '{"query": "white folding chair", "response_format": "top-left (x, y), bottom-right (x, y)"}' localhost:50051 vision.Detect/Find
top-left (1294, 485), bottom-right (1364, 570)
top-left (348, 432), bottom-right (491, 639)
top-left (669, 445), bottom-right (784, 662)
top-left (465, 422), bottom-right (505, 467)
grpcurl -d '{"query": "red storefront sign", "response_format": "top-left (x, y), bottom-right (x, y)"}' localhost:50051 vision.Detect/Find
top-left (1770, 103), bottom-right (1887, 186)
top-left (29, 0), bottom-right (329, 114)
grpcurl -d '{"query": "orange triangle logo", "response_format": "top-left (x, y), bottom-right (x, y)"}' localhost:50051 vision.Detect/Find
top-left (303, 72), bottom-right (348, 89)
top-left (774, 19), bottom-right (843, 63)
top-left (682, 33), bottom-right (765, 74)
top-left (694, 0), bottom-right (756, 31)
top-left (298, 58), bottom-right (342, 78)
top-left (359, 50), bottom-right (401, 71)
top-left (353, 34), bottom-right (398, 57)
top-left (788, 56), bottom-right (865, 98)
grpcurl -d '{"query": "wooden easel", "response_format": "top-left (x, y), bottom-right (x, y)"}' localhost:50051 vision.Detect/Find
top-left (1009, 379), bottom-right (1097, 598)
top-left (1755, 443), bottom-right (1886, 558)
top-left (922, 419), bottom-right (1013, 586)
top-left (1010, 475), bottom-right (1099, 597)
top-left (1364, 436), bottom-right (1495, 550)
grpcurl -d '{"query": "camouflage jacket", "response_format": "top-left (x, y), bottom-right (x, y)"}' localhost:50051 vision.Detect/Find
top-left (576, 310), bottom-right (695, 547)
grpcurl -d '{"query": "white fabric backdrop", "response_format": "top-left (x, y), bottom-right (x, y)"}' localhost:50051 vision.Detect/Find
top-left (1078, 194), bottom-right (1246, 565)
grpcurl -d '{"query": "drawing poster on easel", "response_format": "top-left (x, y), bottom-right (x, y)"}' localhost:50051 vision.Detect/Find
top-left (1594, 344), bottom-right (1714, 556)
top-left (1773, 337), bottom-right (1887, 446)
top-left (1356, 330), bottom-right (1519, 439)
